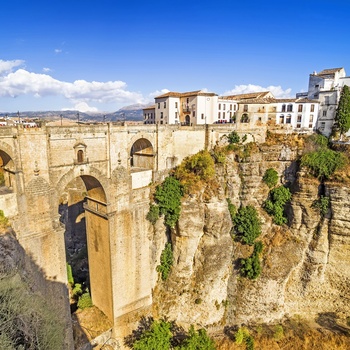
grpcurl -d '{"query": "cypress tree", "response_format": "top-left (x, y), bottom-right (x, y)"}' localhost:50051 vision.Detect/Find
top-left (335, 85), bottom-right (350, 134)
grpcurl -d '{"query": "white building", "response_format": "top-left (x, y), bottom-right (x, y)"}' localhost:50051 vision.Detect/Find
top-left (305, 67), bottom-right (350, 135)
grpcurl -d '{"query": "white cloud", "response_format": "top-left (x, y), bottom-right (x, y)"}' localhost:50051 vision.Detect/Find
top-left (54, 49), bottom-right (62, 53)
top-left (0, 59), bottom-right (24, 76)
top-left (0, 59), bottom-right (145, 111)
top-left (223, 84), bottom-right (292, 98)
top-left (149, 88), bottom-right (170, 98)
top-left (43, 67), bottom-right (51, 72)
top-left (63, 102), bottom-right (99, 113)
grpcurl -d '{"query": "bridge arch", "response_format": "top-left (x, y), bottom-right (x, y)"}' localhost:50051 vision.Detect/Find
top-left (56, 168), bottom-right (113, 321)
top-left (130, 137), bottom-right (154, 169)
top-left (0, 142), bottom-right (18, 192)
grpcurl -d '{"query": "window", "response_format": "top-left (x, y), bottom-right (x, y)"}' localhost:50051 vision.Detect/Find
top-left (282, 104), bottom-right (286, 112)
top-left (230, 104), bottom-right (232, 110)
top-left (241, 114), bottom-right (249, 123)
top-left (287, 104), bottom-right (293, 112)
top-left (175, 112), bottom-right (178, 119)
top-left (219, 104), bottom-right (221, 110)
top-left (279, 115), bottom-right (284, 124)
top-left (286, 115), bottom-right (291, 123)
top-left (175, 102), bottom-right (178, 108)
top-left (297, 115), bottom-right (302, 122)
top-left (323, 110), bottom-right (327, 117)
top-left (201, 113), bottom-right (204, 119)
top-left (298, 105), bottom-right (303, 112)
top-left (223, 112), bottom-right (226, 119)
top-left (309, 115), bottom-right (314, 122)
top-left (309, 123), bottom-right (313, 128)
top-left (192, 111), bottom-right (195, 117)
top-left (297, 124), bottom-right (301, 128)
top-left (311, 104), bottom-right (315, 112)
top-left (243, 105), bottom-right (248, 112)
top-left (186, 98), bottom-right (189, 103)
top-left (77, 150), bottom-right (84, 163)
top-left (144, 114), bottom-right (146, 119)
top-left (161, 112), bottom-right (163, 118)
top-left (223, 104), bottom-right (226, 110)
top-left (325, 96), bottom-right (330, 105)
top-left (164, 101), bottom-right (166, 108)
top-left (218, 112), bottom-right (221, 119)
top-left (234, 105), bottom-right (236, 111)
top-left (158, 103), bottom-right (160, 109)
top-left (315, 84), bottom-right (319, 89)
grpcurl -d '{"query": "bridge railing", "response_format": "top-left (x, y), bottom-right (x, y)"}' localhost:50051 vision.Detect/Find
top-left (83, 196), bottom-right (108, 218)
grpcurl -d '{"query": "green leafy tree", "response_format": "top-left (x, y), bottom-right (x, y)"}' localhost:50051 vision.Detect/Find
top-left (335, 85), bottom-right (350, 134)
top-left (264, 185), bottom-right (292, 225)
top-left (133, 320), bottom-right (172, 350)
top-left (227, 131), bottom-right (240, 144)
top-left (146, 204), bottom-right (160, 225)
top-left (262, 168), bottom-right (279, 188)
top-left (156, 243), bottom-right (173, 280)
top-left (155, 176), bottom-right (183, 227)
top-left (234, 205), bottom-right (262, 245)
top-left (240, 241), bottom-right (264, 280)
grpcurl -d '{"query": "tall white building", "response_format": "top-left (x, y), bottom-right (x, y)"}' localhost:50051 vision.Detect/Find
top-left (305, 68), bottom-right (350, 135)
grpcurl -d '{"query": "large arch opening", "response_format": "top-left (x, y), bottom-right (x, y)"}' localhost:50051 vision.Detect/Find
top-left (59, 175), bottom-right (113, 323)
top-left (0, 149), bottom-right (16, 193)
top-left (130, 138), bottom-right (154, 169)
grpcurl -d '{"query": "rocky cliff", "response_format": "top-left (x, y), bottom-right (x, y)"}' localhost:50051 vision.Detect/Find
top-left (150, 136), bottom-right (350, 339)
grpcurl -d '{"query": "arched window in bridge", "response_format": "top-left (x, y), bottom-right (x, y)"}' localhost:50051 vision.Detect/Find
top-left (73, 141), bottom-right (87, 165)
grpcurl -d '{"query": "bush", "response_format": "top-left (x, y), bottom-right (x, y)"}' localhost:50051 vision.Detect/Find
top-left (176, 326), bottom-right (216, 350)
top-left (66, 263), bottom-right (74, 285)
top-left (0, 273), bottom-right (65, 349)
top-left (77, 289), bottom-right (93, 309)
top-left (264, 186), bottom-right (291, 225)
top-left (273, 324), bottom-right (284, 341)
top-left (156, 243), bottom-right (173, 281)
top-left (174, 150), bottom-right (215, 192)
top-left (226, 198), bottom-right (236, 223)
top-left (262, 168), bottom-right (279, 188)
top-left (227, 131), bottom-right (240, 144)
top-left (240, 241), bottom-right (263, 280)
top-left (312, 195), bottom-right (330, 217)
top-left (301, 148), bottom-right (347, 179)
top-left (133, 320), bottom-right (172, 350)
top-left (234, 205), bottom-right (262, 245)
top-left (147, 204), bottom-right (160, 225)
top-left (155, 177), bottom-right (183, 228)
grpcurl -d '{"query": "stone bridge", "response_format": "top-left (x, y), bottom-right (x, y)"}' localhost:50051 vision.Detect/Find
top-left (0, 122), bottom-right (265, 345)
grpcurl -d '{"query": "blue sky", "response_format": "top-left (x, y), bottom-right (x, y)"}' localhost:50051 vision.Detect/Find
top-left (0, 0), bottom-right (349, 113)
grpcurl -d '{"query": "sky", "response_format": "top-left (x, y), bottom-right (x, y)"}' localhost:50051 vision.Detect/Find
top-left (0, 0), bottom-right (349, 113)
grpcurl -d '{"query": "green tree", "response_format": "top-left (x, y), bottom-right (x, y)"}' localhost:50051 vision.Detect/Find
top-left (155, 176), bottom-right (183, 227)
top-left (227, 131), bottom-right (240, 144)
top-left (175, 326), bottom-right (216, 350)
top-left (156, 243), bottom-right (173, 280)
top-left (264, 185), bottom-right (292, 225)
top-left (335, 85), bottom-right (350, 134)
top-left (234, 206), bottom-right (262, 245)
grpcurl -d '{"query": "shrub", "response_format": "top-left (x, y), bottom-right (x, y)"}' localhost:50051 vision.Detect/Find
top-left (312, 195), bottom-right (330, 217)
top-left (245, 335), bottom-right (255, 350)
top-left (273, 324), bottom-right (284, 341)
top-left (175, 326), bottom-right (216, 350)
top-left (155, 176), bottom-right (183, 228)
top-left (147, 204), bottom-right (160, 225)
top-left (156, 243), bottom-right (173, 281)
top-left (72, 283), bottom-right (83, 299)
top-left (240, 241), bottom-right (264, 280)
top-left (235, 327), bottom-right (250, 345)
top-left (227, 131), bottom-right (240, 144)
top-left (234, 205), bottom-right (262, 245)
top-left (174, 150), bottom-right (215, 192)
top-left (0, 210), bottom-right (8, 229)
top-left (264, 186), bottom-right (291, 225)
top-left (77, 289), bottom-right (93, 309)
top-left (262, 168), bottom-right (279, 188)
top-left (301, 148), bottom-right (347, 179)
top-left (66, 263), bottom-right (74, 286)
top-left (133, 320), bottom-right (172, 350)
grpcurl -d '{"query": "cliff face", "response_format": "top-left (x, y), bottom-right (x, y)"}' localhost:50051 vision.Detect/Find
top-left (151, 142), bottom-right (350, 330)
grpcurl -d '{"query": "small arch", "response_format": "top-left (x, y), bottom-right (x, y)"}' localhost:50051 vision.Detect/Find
top-left (185, 115), bottom-right (190, 125)
top-left (241, 114), bottom-right (250, 123)
top-left (0, 149), bottom-right (16, 191)
top-left (130, 138), bottom-right (154, 169)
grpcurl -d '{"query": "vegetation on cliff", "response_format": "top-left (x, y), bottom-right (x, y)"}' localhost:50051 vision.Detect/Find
top-left (125, 317), bottom-right (216, 350)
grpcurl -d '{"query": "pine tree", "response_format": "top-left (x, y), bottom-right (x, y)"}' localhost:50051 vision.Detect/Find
top-left (335, 85), bottom-right (350, 134)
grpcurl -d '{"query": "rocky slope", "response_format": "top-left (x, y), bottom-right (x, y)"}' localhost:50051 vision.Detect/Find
top-left (150, 136), bottom-right (350, 341)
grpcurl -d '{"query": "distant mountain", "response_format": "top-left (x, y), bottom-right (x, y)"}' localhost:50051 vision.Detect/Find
top-left (0, 103), bottom-right (154, 123)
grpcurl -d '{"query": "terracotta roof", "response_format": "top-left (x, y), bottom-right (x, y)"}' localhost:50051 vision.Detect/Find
top-left (155, 90), bottom-right (217, 99)
top-left (220, 91), bottom-right (273, 101)
top-left (317, 68), bottom-right (343, 76)
top-left (143, 105), bottom-right (155, 110)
